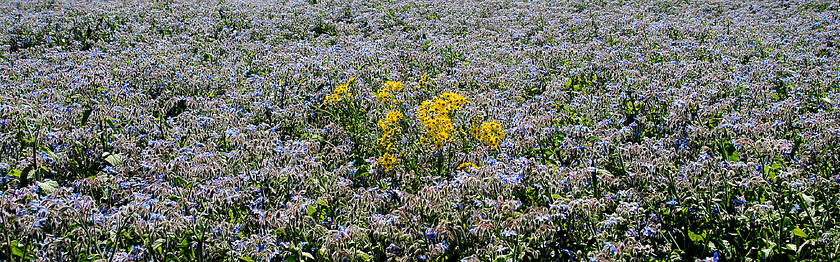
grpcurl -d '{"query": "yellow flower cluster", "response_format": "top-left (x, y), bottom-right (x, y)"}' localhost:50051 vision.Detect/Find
top-left (381, 110), bottom-right (404, 127)
top-left (472, 120), bottom-right (504, 148)
top-left (457, 162), bottom-right (478, 170)
top-left (376, 81), bottom-right (403, 103)
top-left (415, 73), bottom-right (430, 89)
top-left (377, 110), bottom-right (403, 151)
top-left (377, 110), bottom-right (402, 172)
top-left (378, 153), bottom-right (396, 172)
top-left (417, 92), bottom-right (467, 148)
top-left (324, 77), bottom-right (356, 105)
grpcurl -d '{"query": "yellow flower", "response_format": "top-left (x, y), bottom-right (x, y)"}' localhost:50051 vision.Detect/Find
top-left (384, 81), bottom-right (402, 92)
top-left (378, 110), bottom-right (404, 151)
top-left (323, 78), bottom-right (356, 105)
top-left (378, 153), bottom-right (396, 172)
top-left (376, 81), bottom-right (403, 101)
top-left (475, 120), bottom-right (504, 148)
top-left (383, 110), bottom-right (403, 124)
top-left (416, 73), bottom-right (430, 89)
top-left (440, 92), bottom-right (467, 110)
top-left (417, 92), bottom-right (467, 148)
top-left (457, 162), bottom-right (479, 170)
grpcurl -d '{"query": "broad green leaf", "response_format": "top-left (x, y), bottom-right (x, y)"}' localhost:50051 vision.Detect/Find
top-left (10, 240), bottom-right (24, 257)
top-left (761, 246), bottom-right (774, 259)
top-left (801, 194), bottom-right (814, 206)
top-left (38, 180), bottom-right (59, 194)
top-left (307, 205), bottom-right (317, 217)
top-left (727, 150), bottom-right (739, 162)
top-left (103, 153), bottom-right (123, 167)
top-left (80, 106), bottom-right (93, 126)
top-left (792, 227), bottom-right (808, 238)
top-left (688, 230), bottom-right (706, 242)
top-left (241, 256), bottom-right (254, 262)
top-left (356, 252), bottom-right (369, 261)
top-left (152, 238), bottom-right (166, 253)
top-left (316, 199), bottom-right (329, 207)
top-left (302, 252), bottom-right (314, 259)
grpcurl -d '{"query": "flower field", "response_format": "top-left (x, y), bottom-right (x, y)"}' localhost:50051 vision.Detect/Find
top-left (1, 0), bottom-right (839, 260)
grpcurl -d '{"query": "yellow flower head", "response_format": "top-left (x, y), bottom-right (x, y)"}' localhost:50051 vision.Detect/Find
top-left (474, 120), bottom-right (504, 148)
top-left (378, 153), bottom-right (396, 172)
top-left (378, 110), bottom-right (404, 151)
top-left (441, 92), bottom-right (467, 110)
top-left (416, 73), bottom-right (430, 89)
top-left (383, 110), bottom-right (404, 124)
top-left (323, 77), bottom-right (356, 105)
top-left (376, 81), bottom-right (403, 101)
top-left (457, 162), bottom-right (479, 170)
top-left (417, 92), bottom-right (467, 148)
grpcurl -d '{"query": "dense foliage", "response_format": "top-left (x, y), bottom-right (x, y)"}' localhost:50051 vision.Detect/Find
top-left (1, 0), bottom-right (839, 261)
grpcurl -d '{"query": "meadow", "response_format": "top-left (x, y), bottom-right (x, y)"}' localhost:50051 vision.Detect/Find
top-left (1, 0), bottom-right (839, 261)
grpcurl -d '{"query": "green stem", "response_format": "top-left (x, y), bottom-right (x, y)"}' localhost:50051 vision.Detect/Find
top-left (3, 225), bottom-right (13, 262)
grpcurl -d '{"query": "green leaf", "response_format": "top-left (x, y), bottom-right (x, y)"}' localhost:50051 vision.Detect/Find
top-left (22, 166), bottom-right (33, 179)
top-left (173, 176), bottom-right (187, 187)
top-left (10, 240), bottom-right (24, 257)
top-left (801, 194), bottom-right (814, 206)
top-left (316, 199), bottom-right (329, 207)
top-left (307, 205), bottom-right (317, 217)
top-left (688, 230), bottom-right (706, 242)
top-left (103, 152), bottom-right (123, 167)
top-left (302, 252), bottom-right (314, 260)
top-left (38, 180), bottom-right (60, 194)
top-left (762, 246), bottom-right (774, 259)
top-left (42, 146), bottom-right (59, 162)
top-left (10, 169), bottom-right (21, 177)
top-left (106, 118), bottom-right (116, 130)
top-left (80, 106), bottom-right (93, 126)
top-left (792, 227), bottom-right (808, 238)
top-left (356, 252), bottom-right (369, 261)
top-left (152, 238), bottom-right (166, 253)
top-left (727, 150), bottom-right (739, 162)
top-left (240, 256), bottom-right (254, 262)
